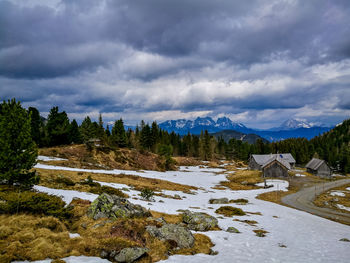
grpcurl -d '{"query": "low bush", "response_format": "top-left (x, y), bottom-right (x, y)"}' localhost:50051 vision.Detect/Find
top-left (0, 187), bottom-right (72, 220)
top-left (140, 188), bottom-right (155, 201)
top-left (215, 206), bottom-right (246, 217)
top-left (54, 176), bottom-right (75, 186)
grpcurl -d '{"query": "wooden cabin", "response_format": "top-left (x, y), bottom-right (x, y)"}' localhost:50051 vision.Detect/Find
top-left (262, 155), bottom-right (291, 178)
top-left (305, 158), bottom-right (332, 178)
top-left (249, 153), bottom-right (296, 170)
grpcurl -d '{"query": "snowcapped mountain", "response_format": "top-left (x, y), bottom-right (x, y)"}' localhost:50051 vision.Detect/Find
top-left (158, 116), bottom-right (332, 141)
top-left (159, 117), bottom-right (248, 135)
top-left (278, 119), bottom-right (314, 130)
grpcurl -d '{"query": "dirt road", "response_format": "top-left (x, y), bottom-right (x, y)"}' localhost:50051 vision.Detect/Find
top-left (282, 178), bottom-right (350, 225)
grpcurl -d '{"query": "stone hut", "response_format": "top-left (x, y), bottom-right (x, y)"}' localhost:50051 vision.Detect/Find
top-left (305, 158), bottom-right (332, 178)
top-left (262, 155), bottom-right (291, 178)
top-left (249, 153), bottom-right (296, 170)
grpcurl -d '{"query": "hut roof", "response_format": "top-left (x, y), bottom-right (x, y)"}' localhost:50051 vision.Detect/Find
top-left (305, 158), bottom-right (326, 170)
top-left (262, 155), bottom-right (291, 170)
top-left (252, 153), bottom-right (295, 165)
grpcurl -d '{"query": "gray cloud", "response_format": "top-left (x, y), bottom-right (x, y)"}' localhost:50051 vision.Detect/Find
top-left (0, 0), bottom-right (349, 128)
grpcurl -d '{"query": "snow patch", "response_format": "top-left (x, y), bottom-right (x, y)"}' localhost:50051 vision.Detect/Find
top-left (330, 191), bottom-right (346, 197)
top-left (37, 155), bottom-right (67, 161)
top-left (337, 204), bottom-right (350, 212)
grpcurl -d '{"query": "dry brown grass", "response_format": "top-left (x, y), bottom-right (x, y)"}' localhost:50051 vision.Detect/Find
top-left (220, 169), bottom-right (263, 190)
top-left (253, 229), bottom-right (269, 237)
top-left (0, 214), bottom-right (72, 263)
top-left (150, 211), bottom-right (183, 224)
top-left (39, 144), bottom-right (167, 171)
top-left (0, 197), bottom-right (214, 263)
top-left (215, 206), bottom-right (246, 217)
top-left (173, 157), bottom-right (202, 166)
top-left (233, 219), bottom-right (258, 226)
top-left (36, 167), bottom-right (197, 193)
top-left (314, 183), bottom-right (350, 213)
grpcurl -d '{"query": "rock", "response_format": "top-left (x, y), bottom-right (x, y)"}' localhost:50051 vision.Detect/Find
top-left (114, 247), bottom-right (148, 263)
top-left (174, 194), bottom-right (181, 199)
top-left (100, 250), bottom-right (109, 258)
top-left (146, 224), bottom-right (195, 248)
top-left (339, 238), bottom-right (350, 242)
top-left (210, 250), bottom-right (219, 255)
top-left (80, 223), bottom-right (87, 229)
top-left (226, 227), bottom-right (240, 233)
top-left (182, 210), bottom-right (218, 231)
top-left (209, 198), bottom-right (229, 204)
top-left (87, 193), bottom-right (151, 220)
top-left (159, 200), bottom-right (164, 203)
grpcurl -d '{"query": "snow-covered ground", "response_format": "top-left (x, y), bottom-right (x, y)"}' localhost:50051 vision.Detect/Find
top-left (30, 158), bottom-right (350, 263)
top-left (37, 155), bottom-right (68, 161)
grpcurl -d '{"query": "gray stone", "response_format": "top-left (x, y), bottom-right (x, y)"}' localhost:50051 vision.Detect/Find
top-left (226, 227), bottom-right (240, 233)
top-left (114, 247), bottom-right (148, 263)
top-left (209, 198), bottom-right (229, 204)
top-left (182, 210), bottom-right (218, 231)
top-left (146, 224), bottom-right (195, 248)
top-left (87, 193), bottom-right (151, 220)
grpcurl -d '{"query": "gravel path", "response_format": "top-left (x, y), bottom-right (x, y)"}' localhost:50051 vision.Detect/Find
top-left (282, 178), bottom-right (350, 224)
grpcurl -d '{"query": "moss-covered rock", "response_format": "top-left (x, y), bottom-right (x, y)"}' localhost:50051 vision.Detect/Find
top-left (182, 210), bottom-right (218, 231)
top-left (146, 224), bottom-right (195, 249)
top-left (87, 193), bottom-right (151, 220)
top-left (114, 247), bottom-right (149, 263)
top-left (209, 198), bottom-right (229, 204)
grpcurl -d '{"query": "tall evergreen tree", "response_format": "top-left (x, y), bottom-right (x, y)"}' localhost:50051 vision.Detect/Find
top-left (80, 116), bottom-right (94, 142)
top-left (46, 106), bottom-right (70, 146)
top-left (0, 99), bottom-right (39, 188)
top-left (28, 107), bottom-right (43, 146)
top-left (112, 119), bottom-right (127, 147)
top-left (68, 119), bottom-right (82, 144)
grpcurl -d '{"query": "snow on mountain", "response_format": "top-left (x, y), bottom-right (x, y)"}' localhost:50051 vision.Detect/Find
top-left (159, 117), bottom-right (247, 135)
top-left (279, 119), bottom-right (314, 130)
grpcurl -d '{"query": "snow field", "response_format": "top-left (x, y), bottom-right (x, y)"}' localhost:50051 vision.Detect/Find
top-left (31, 159), bottom-right (350, 263)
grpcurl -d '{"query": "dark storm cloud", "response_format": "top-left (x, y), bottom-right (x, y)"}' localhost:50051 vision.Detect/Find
top-left (0, 0), bottom-right (349, 127)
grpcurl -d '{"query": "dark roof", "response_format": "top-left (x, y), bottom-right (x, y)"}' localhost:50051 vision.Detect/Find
top-left (262, 155), bottom-right (291, 170)
top-left (252, 153), bottom-right (295, 166)
top-left (305, 158), bottom-right (326, 170)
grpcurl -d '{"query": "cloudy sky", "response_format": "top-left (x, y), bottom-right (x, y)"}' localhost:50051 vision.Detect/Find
top-left (1, 0), bottom-right (350, 128)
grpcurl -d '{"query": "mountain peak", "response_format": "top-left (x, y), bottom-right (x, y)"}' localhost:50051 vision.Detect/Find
top-left (279, 119), bottom-right (313, 130)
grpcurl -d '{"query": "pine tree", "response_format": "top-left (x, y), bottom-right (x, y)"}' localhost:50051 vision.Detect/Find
top-left (0, 99), bottom-right (39, 188)
top-left (112, 119), bottom-right (127, 147)
top-left (46, 106), bottom-right (70, 146)
top-left (80, 116), bottom-right (94, 142)
top-left (28, 107), bottom-right (43, 146)
top-left (68, 119), bottom-right (82, 144)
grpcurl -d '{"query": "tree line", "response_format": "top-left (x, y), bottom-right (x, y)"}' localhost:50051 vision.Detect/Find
top-left (22, 103), bottom-right (350, 173)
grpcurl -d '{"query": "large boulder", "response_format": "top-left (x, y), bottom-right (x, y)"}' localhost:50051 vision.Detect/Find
top-left (114, 247), bottom-right (149, 263)
top-left (146, 224), bottom-right (195, 249)
top-left (182, 210), bottom-right (218, 231)
top-left (87, 193), bottom-right (151, 220)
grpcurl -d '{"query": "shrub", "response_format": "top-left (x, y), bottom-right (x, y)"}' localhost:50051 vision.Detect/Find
top-left (54, 176), bottom-right (75, 186)
top-left (140, 188), bottom-right (154, 201)
top-left (215, 206), bottom-right (246, 217)
top-left (0, 187), bottom-right (72, 220)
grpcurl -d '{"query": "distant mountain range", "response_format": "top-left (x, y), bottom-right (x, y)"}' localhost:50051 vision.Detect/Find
top-left (158, 117), bottom-right (332, 142)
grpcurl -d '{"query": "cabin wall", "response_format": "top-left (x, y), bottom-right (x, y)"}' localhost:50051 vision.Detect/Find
top-left (249, 158), bottom-right (261, 170)
top-left (317, 163), bottom-right (331, 178)
top-left (263, 162), bottom-right (288, 178)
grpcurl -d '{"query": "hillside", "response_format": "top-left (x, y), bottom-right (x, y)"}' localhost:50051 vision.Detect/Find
top-left (38, 144), bottom-right (171, 171)
top-left (211, 130), bottom-right (269, 144)
top-left (311, 119), bottom-right (350, 173)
